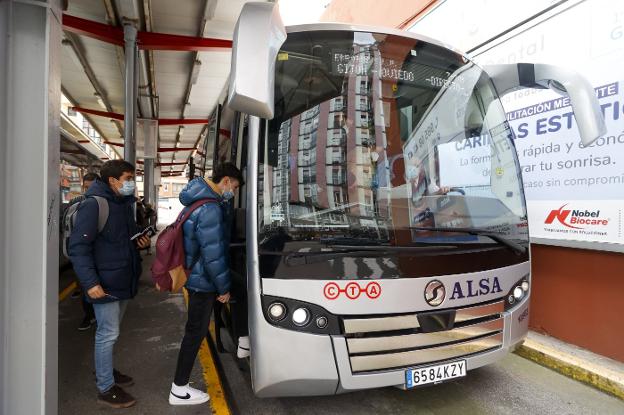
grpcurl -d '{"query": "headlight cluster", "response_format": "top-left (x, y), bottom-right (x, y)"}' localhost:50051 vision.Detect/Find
top-left (261, 295), bottom-right (340, 335)
top-left (505, 276), bottom-right (530, 310)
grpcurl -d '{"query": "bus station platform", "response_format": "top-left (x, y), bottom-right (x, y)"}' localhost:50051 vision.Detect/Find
top-left (58, 253), bottom-right (624, 415)
top-left (58, 252), bottom-right (230, 415)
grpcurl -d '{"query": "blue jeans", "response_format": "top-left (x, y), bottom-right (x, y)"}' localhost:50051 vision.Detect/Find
top-left (93, 300), bottom-right (128, 393)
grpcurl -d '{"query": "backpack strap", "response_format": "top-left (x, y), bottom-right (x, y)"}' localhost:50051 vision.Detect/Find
top-left (176, 198), bottom-right (218, 225)
top-left (91, 196), bottom-right (109, 233)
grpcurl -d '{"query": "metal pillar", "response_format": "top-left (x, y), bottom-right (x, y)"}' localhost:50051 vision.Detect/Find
top-left (144, 158), bottom-right (155, 206)
top-left (0, 1), bottom-right (7, 410)
top-left (0, 1), bottom-right (62, 414)
top-left (123, 22), bottom-right (138, 165)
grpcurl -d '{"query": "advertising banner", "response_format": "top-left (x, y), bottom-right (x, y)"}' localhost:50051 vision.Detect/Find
top-left (411, 0), bottom-right (624, 250)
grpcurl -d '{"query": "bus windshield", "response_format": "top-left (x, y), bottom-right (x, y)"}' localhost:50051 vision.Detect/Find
top-left (258, 30), bottom-right (529, 280)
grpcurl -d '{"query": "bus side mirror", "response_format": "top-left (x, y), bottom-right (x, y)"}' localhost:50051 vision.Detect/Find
top-left (484, 63), bottom-right (606, 146)
top-left (227, 2), bottom-right (287, 119)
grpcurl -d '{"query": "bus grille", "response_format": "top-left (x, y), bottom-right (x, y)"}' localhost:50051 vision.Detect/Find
top-left (343, 300), bottom-right (505, 373)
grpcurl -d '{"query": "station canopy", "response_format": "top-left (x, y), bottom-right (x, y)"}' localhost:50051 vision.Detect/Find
top-left (60, 0), bottom-right (267, 177)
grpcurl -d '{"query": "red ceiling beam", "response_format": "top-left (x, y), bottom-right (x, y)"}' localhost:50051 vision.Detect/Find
top-left (157, 162), bottom-right (189, 166)
top-left (92, 141), bottom-right (196, 153)
top-left (71, 107), bottom-right (210, 125)
top-left (157, 147), bottom-right (197, 153)
top-left (138, 31), bottom-right (232, 51)
top-left (62, 14), bottom-right (124, 46)
top-left (135, 161), bottom-right (188, 166)
top-left (62, 14), bottom-right (232, 51)
top-left (72, 106), bottom-right (124, 121)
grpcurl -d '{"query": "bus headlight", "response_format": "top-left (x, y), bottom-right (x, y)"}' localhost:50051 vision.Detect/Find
top-left (505, 275), bottom-right (530, 311)
top-left (262, 295), bottom-right (340, 334)
top-left (268, 302), bottom-right (287, 321)
top-left (292, 308), bottom-right (311, 326)
top-left (316, 316), bottom-right (328, 329)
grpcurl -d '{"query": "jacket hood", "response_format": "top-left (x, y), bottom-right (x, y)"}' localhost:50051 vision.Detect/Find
top-left (179, 177), bottom-right (222, 206)
top-left (86, 179), bottom-right (135, 204)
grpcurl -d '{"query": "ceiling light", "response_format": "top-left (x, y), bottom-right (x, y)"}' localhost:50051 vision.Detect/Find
top-left (190, 60), bottom-right (202, 85)
top-left (93, 92), bottom-right (106, 110)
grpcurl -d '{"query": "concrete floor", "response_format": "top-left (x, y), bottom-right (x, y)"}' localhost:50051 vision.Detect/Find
top-left (59, 257), bottom-right (624, 415)
top-left (219, 350), bottom-right (624, 415)
top-left (59, 257), bottom-right (209, 415)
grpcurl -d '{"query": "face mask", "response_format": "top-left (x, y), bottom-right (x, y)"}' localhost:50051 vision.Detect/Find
top-left (119, 180), bottom-right (136, 196)
top-left (222, 186), bottom-right (234, 201)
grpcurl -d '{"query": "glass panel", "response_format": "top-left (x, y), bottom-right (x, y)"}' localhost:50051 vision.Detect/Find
top-left (258, 31), bottom-right (528, 280)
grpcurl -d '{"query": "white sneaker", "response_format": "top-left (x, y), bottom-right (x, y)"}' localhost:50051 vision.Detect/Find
top-left (169, 383), bottom-right (210, 406)
top-left (237, 336), bottom-right (250, 358)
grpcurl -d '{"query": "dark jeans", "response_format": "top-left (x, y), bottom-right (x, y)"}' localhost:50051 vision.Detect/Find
top-left (229, 276), bottom-right (249, 339)
top-left (82, 293), bottom-right (95, 319)
top-left (173, 290), bottom-right (216, 386)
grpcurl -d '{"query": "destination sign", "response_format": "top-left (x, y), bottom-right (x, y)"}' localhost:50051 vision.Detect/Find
top-left (332, 50), bottom-right (417, 82)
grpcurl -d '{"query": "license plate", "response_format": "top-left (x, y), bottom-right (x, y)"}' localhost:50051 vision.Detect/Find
top-left (405, 360), bottom-right (466, 388)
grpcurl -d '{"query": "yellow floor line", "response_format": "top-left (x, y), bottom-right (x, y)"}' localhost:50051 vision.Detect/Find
top-left (58, 281), bottom-right (77, 302)
top-left (183, 289), bottom-right (232, 415)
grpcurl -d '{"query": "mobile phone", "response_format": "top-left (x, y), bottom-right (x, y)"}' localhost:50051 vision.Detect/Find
top-left (130, 225), bottom-right (156, 241)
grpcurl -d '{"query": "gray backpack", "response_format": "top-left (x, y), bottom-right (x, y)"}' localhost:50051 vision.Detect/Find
top-left (61, 195), bottom-right (109, 259)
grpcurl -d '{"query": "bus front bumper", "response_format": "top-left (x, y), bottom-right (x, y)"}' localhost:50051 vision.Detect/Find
top-left (333, 296), bottom-right (529, 393)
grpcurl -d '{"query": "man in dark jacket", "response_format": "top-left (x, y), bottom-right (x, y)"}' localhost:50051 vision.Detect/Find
top-left (68, 160), bottom-right (151, 409)
top-left (169, 163), bottom-right (243, 406)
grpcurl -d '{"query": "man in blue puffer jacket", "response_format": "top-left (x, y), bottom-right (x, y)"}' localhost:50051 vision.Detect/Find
top-left (169, 162), bottom-right (243, 406)
top-left (69, 160), bottom-right (151, 409)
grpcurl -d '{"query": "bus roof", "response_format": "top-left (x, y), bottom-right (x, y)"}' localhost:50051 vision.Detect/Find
top-left (284, 22), bottom-right (470, 61)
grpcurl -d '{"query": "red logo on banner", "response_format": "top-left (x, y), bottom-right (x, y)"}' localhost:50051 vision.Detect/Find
top-left (544, 204), bottom-right (581, 229)
top-left (323, 281), bottom-right (382, 300)
top-left (545, 204), bottom-right (609, 229)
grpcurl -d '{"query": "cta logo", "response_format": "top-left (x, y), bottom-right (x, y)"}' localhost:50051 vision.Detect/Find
top-left (545, 204), bottom-right (609, 229)
top-left (324, 281), bottom-right (381, 300)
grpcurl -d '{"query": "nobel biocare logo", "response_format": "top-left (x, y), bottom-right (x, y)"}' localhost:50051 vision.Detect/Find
top-left (544, 204), bottom-right (609, 229)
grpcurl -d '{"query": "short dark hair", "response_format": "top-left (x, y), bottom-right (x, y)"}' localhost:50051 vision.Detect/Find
top-left (83, 172), bottom-right (100, 183)
top-left (212, 162), bottom-right (244, 186)
top-left (100, 160), bottom-right (135, 184)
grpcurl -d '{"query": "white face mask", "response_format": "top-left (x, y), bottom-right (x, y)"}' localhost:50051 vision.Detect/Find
top-left (119, 180), bottom-right (136, 196)
top-left (222, 184), bottom-right (234, 201)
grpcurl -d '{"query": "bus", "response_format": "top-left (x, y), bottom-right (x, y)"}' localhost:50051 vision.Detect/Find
top-left (201, 2), bottom-right (605, 397)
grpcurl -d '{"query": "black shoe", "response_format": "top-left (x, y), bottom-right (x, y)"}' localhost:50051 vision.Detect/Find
top-left (77, 316), bottom-right (95, 331)
top-left (97, 385), bottom-right (136, 408)
top-left (70, 289), bottom-right (82, 299)
top-left (114, 369), bottom-right (134, 387)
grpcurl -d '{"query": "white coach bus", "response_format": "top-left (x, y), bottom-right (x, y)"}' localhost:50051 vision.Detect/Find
top-left (206, 2), bottom-right (605, 397)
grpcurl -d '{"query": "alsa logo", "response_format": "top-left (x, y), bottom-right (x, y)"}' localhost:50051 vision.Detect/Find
top-left (544, 204), bottom-right (609, 229)
top-left (450, 277), bottom-right (502, 300)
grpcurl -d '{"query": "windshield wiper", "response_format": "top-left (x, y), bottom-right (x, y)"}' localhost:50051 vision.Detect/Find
top-left (320, 236), bottom-right (388, 246)
top-left (409, 226), bottom-right (527, 255)
top-left (276, 245), bottom-right (457, 266)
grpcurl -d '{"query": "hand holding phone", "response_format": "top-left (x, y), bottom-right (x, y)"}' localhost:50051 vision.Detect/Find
top-left (130, 225), bottom-right (156, 241)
